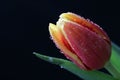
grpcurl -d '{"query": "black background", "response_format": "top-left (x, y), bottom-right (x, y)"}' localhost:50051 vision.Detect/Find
top-left (0, 0), bottom-right (120, 80)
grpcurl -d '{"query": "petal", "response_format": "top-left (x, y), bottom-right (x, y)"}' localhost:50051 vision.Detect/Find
top-left (60, 12), bottom-right (110, 44)
top-left (49, 23), bottom-right (87, 69)
top-left (61, 21), bottom-right (111, 69)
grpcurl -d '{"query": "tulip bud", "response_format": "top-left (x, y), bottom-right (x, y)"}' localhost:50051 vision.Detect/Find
top-left (49, 12), bottom-right (111, 70)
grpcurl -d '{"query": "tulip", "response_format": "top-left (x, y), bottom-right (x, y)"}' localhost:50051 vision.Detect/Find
top-left (49, 12), bottom-right (111, 70)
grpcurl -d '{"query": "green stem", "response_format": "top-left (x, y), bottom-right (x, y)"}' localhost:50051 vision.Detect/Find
top-left (33, 52), bottom-right (117, 80)
top-left (105, 62), bottom-right (120, 79)
top-left (105, 42), bottom-right (120, 79)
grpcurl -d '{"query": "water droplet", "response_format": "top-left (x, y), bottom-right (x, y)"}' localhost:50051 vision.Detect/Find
top-left (66, 56), bottom-right (70, 59)
top-left (49, 57), bottom-right (53, 62)
top-left (60, 66), bottom-right (64, 68)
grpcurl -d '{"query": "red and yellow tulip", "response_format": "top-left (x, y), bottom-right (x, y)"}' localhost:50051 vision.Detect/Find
top-left (49, 12), bottom-right (111, 70)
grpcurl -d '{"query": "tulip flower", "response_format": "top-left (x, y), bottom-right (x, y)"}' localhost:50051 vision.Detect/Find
top-left (49, 12), bottom-right (111, 70)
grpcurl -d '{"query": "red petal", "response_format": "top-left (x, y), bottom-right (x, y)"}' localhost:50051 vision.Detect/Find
top-left (49, 23), bottom-right (87, 70)
top-left (63, 21), bottom-right (111, 69)
top-left (60, 12), bottom-right (110, 44)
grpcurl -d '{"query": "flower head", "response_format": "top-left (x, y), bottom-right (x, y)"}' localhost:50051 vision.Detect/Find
top-left (49, 12), bottom-right (111, 70)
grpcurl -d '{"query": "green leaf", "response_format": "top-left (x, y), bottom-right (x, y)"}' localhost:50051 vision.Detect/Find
top-left (33, 52), bottom-right (117, 80)
top-left (105, 42), bottom-right (120, 79)
top-left (111, 42), bottom-right (120, 73)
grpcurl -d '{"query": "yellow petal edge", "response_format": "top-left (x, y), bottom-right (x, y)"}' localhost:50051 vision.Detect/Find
top-left (49, 23), bottom-right (86, 69)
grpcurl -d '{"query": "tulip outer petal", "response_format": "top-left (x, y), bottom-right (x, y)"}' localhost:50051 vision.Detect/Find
top-left (49, 23), bottom-right (87, 69)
